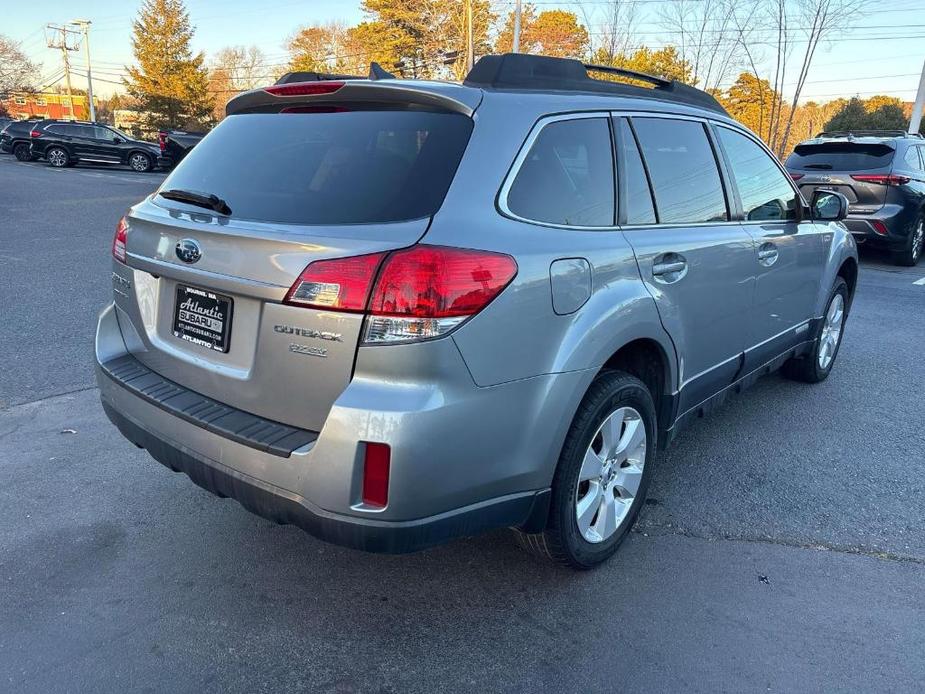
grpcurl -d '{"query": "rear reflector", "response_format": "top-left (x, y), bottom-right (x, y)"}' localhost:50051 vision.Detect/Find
top-left (284, 252), bottom-right (386, 312)
top-left (851, 174), bottom-right (910, 186)
top-left (871, 220), bottom-right (889, 236)
top-left (264, 81), bottom-right (345, 97)
top-left (788, 172), bottom-right (804, 181)
top-left (112, 217), bottom-right (128, 263)
top-left (362, 442), bottom-right (391, 507)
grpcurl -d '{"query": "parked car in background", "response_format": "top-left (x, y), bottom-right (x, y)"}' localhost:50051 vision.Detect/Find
top-left (29, 119), bottom-right (161, 172)
top-left (0, 117), bottom-right (12, 131)
top-left (786, 130), bottom-right (925, 266)
top-left (157, 129), bottom-right (205, 169)
top-left (1, 119), bottom-right (40, 161)
top-left (96, 54), bottom-right (858, 570)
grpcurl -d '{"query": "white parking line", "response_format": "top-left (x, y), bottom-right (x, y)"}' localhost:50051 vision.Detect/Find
top-left (913, 276), bottom-right (925, 286)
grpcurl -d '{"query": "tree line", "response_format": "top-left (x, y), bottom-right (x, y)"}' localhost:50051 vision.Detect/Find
top-left (3, 0), bottom-right (920, 151)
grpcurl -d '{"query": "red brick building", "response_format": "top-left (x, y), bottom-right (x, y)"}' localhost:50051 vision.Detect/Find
top-left (3, 92), bottom-right (95, 121)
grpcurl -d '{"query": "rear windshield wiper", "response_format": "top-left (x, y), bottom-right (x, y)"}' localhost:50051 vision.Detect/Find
top-left (158, 188), bottom-right (232, 215)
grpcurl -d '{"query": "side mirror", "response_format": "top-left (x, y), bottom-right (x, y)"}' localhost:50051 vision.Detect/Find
top-left (113, 137), bottom-right (124, 144)
top-left (811, 189), bottom-right (848, 222)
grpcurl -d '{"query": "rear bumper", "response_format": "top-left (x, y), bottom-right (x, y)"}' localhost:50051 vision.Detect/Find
top-left (96, 302), bottom-right (565, 552)
top-left (156, 155), bottom-right (174, 169)
top-left (843, 204), bottom-right (914, 249)
top-left (101, 400), bottom-right (548, 553)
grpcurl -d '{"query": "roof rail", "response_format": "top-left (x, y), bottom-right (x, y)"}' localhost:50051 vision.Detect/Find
top-left (814, 129), bottom-right (922, 139)
top-left (463, 53), bottom-right (727, 116)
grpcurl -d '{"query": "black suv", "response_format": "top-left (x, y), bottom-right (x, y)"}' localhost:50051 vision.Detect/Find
top-left (0, 119), bottom-right (40, 161)
top-left (786, 131), bottom-right (925, 265)
top-left (29, 120), bottom-right (160, 172)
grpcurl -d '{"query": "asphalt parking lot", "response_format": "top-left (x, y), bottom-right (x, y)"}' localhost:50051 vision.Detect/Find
top-left (1, 154), bottom-right (923, 692)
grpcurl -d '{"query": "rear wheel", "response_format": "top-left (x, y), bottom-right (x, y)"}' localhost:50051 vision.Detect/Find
top-left (13, 143), bottom-right (31, 161)
top-left (893, 217), bottom-right (923, 267)
top-left (129, 152), bottom-right (153, 172)
top-left (783, 277), bottom-right (848, 383)
top-left (46, 147), bottom-right (69, 168)
top-left (515, 370), bottom-right (656, 569)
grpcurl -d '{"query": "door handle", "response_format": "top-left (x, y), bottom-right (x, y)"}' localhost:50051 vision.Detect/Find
top-left (652, 253), bottom-right (688, 283)
top-left (757, 242), bottom-right (779, 267)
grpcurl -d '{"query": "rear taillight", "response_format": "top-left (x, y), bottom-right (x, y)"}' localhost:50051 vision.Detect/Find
top-left (851, 174), bottom-right (910, 186)
top-left (362, 442), bottom-right (391, 508)
top-left (789, 172), bottom-right (804, 181)
top-left (284, 245), bottom-right (518, 343)
top-left (364, 245), bottom-right (518, 343)
top-left (157, 130), bottom-right (167, 152)
top-left (871, 220), bottom-right (889, 236)
top-left (284, 252), bottom-right (386, 312)
top-left (264, 81), bottom-right (345, 97)
top-left (29, 130), bottom-right (41, 138)
top-left (112, 217), bottom-right (128, 263)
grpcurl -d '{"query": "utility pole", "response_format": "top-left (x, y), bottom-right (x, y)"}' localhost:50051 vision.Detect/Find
top-left (466, 0), bottom-right (474, 72)
top-left (70, 19), bottom-right (95, 122)
top-left (513, 0), bottom-right (522, 53)
top-left (910, 58), bottom-right (925, 135)
top-left (46, 24), bottom-right (80, 120)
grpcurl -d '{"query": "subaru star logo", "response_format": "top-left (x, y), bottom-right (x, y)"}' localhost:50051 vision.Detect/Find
top-left (175, 238), bottom-right (202, 264)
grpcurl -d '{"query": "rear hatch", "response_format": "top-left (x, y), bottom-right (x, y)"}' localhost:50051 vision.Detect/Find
top-left (116, 96), bottom-right (474, 432)
top-left (785, 140), bottom-right (896, 211)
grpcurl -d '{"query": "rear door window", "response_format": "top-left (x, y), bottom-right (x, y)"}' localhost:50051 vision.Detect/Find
top-left (717, 126), bottom-right (798, 221)
top-left (161, 109), bottom-right (473, 225)
top-left (785, 142), bottom-right (895, 171)
top-left (506, 117), bottom-right (615, 227)
top-left (631, 117), bottom-right (728, 224)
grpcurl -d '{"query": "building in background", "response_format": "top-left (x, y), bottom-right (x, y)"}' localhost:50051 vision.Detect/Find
top-left (2, 92), bottom-right (96, 121)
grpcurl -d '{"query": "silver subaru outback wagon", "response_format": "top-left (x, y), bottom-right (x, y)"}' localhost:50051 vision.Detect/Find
top-left (96, 54), bottom-right (858, 569)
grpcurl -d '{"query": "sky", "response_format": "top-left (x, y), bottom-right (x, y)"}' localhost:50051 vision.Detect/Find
top-left (8, 0), bottom-right (925, 103)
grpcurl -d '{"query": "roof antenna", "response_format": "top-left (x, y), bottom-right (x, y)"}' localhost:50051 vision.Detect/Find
top-left (369, 62), bottom-right (396, 80)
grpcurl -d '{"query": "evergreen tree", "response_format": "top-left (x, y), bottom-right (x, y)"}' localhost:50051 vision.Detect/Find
top-left (124, 0), bottom-right (213, 131)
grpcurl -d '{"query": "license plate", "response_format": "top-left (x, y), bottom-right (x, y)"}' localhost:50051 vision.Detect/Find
top-left (172, 285), bottom-right (233, 353)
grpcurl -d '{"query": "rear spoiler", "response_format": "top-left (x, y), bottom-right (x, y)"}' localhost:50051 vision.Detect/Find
top-left (275, 62), bottom-right (396, 85)
top-left (226, 80), bottom-right (475, 118)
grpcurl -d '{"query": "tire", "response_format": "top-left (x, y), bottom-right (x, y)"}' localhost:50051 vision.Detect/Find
top-left (514, 370), bottom-right (656, 569)
top-left (893, 216), bottom-right (924, 267)
top-left (46, 147), bottom-right (69, 168)
top-left (782, 277), bottom-right (849, 383)
top-left (129, 152), bottom-right (153, 172)
top-left (13, 143), bottom-right (31, 162)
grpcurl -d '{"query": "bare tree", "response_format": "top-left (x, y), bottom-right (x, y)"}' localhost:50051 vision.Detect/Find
top-left (212, 45), bottom-right (269, 91)
top-left (660, 0), bottom-right (756, 92)
top-left (578, 0), bottom-right (640, 64)
top-left (0, 34), bottom-right (38, 96)
top-left (775, 0), bottom-right (870, 156)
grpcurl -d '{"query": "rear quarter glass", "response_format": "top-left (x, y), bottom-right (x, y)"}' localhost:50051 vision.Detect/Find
top-left (157, 109), bottom-right (473, 226)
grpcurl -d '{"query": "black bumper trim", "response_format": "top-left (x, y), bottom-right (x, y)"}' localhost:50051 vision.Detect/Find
top-left (102, 402), bottom-right (551, 553)
top-left (100, 354), bottom-right (318, 457)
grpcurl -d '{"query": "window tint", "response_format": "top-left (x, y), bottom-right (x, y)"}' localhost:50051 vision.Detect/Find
top-left (46, 124), bottom-right (67, 134)
top-left (161, 110), bottom-right (473, 225)
top-left (718, 127), bottom-right (797, 221)
top-left (785, 142), bottom-right (894, 171)
top-left (902, 146), bottom-right (924, 172)
top-left (94, 126), bottom-right (117, 141)
top-left (618, 119), bottom-right (656, 224)
top-left (70, 124), bottom-right (93, 138)
top-left (632, 118), bottom-right (727, 224)
top-left (507, 117), bottom-right (614, 226)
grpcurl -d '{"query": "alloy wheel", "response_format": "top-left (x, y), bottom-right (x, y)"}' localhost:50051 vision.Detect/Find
top-left (48, 149), bottom-right (67, 167)
top-left (912, 220), bottom-right (924, 264)
top-left (818, 293), bottom-right (844, 370)
top-left (130, 154), bottom-right (149, 172)
top-left (575, 406), bottom-right (647, 543)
